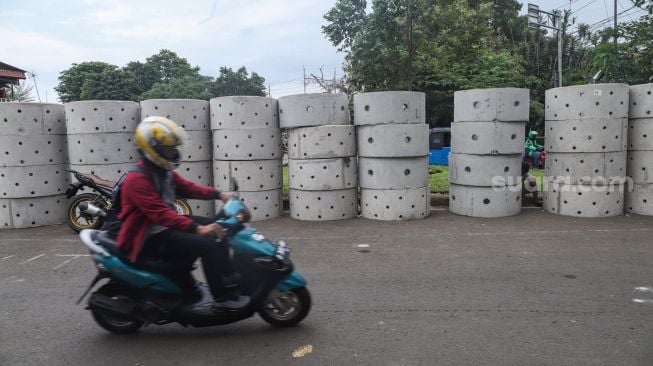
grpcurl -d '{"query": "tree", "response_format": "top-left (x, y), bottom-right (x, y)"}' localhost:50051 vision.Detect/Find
top-left (140, 75), bottom-right (215, 100)
top-left (10, 82), bottom-right (35, 102)
top-left (211, 67), bottom-right (266, 97)
top-left (322, 0), bottom-right (368, 51)
top-left (324, 0), bottom-right (532, 126)
top-left (79, 68), bottom-right (137, 100)
top-left (122, 61), bottom-right (158, 96)
top-left (55, 62), bottom-right (119, 102)
top-left (144, 49), bottom-right (200, 85)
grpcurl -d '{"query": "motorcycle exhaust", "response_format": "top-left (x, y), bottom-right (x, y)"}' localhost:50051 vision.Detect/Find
top-left (79, 202), bottom-right (106, 217)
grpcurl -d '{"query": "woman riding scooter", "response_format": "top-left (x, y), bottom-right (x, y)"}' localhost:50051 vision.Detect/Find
top-left (117, 116), bottom-right (249, 310)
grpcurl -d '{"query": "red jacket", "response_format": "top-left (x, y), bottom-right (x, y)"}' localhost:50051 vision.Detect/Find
top-left (117, 160), bottom-right (219, 262)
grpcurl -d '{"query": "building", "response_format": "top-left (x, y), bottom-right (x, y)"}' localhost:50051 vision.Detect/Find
top-left (0, 62), bottom-right (27, 101)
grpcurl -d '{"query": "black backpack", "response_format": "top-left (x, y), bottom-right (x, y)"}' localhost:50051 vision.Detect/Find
top-left (102, 165), bottom-right (147, 238)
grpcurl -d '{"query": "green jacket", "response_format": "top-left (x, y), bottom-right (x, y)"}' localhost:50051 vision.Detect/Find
top-left (524, 136), bottom-right (543, 157)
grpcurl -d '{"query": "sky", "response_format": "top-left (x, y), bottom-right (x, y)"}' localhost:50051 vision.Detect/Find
top-left (2, 0), bottom-right (647, 103)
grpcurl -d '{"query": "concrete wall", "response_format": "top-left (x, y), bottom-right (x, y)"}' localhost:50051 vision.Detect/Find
top-left (543, 84), bottom-right (629, 217)
top-left (280, 93), bottom-right (357, 220)
top-left (449, 88), bottom-right (528, 218)
top-left (626, 84), bottom-right (653, 215)
top-left (65, 101), bottom-right (140, 181)
top-left (354, 91), bottom-right (430, 220)
top-left (0, 103), bottom-right (68, 228)
top-left (210, 96), bottom-right (282, 221)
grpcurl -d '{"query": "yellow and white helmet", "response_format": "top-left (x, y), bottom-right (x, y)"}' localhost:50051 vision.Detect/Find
top-left (134, 116), bottom-right (187, 171)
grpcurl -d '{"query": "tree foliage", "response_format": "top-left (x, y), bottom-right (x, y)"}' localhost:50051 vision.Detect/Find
top-left (211, 67), bottom-right (266, 97)
top-left (56, 50), bottom-right (266, 102)
top-left (323, 0), bottom-right (653, 129)
top-left (55, 62), bottom-right (119, 102)
top-left (79, 68), bottom-right (136, 101)
top-left (140, 75), bottom-right (214, 100)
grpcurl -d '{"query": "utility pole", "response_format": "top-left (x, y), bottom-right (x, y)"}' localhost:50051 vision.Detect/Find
top-left (528, 4), bottom-right (563, 88)
top-left (613, 0), bottom-right (618, 81)
top-left (303, 65), bottom-right (307, 94)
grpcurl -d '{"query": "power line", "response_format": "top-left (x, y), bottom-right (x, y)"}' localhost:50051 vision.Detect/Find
top-left (602, 0), bottom-right (611, 18)
top-left (570, 0), bottom-right (600, 15)
top-left (553, 0), bottom-right (585, 10)
top-left (568, 6), bottom-right (644, 35)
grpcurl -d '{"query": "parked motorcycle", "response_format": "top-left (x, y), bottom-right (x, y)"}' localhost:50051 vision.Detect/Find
top-left (65, 169), bottom-right (192, 232)
top-left (77, 191), bottom-right (311, 334)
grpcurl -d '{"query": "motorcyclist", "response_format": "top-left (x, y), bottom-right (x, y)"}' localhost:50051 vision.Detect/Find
top-left (524, 130), bottom-right (544, 168)
top-left (116, 116), bottom-right (249, 310)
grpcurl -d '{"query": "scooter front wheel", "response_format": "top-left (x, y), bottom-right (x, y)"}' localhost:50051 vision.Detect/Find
top-left (258, 287), bottom-right (311, 327)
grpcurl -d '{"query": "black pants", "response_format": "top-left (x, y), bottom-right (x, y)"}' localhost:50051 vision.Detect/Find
top-left (139, 216), bottom-right (234, 299)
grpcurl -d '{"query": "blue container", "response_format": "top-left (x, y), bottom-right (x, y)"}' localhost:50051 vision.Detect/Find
top-left (428, 147), bottom-right (450, 166)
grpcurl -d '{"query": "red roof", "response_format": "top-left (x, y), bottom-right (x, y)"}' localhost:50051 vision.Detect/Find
top-left (0, 70), bottom-right (26, 79)
top-left (0, 62), bottom-right (27, 80)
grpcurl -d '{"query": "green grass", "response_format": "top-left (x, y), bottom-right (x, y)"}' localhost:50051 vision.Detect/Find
top-left (283, 165), bottom-right (289, 195)
top-left (531, 167), bottom-right (544, 192)
top-left (428, 165), bottom-right (450, 193)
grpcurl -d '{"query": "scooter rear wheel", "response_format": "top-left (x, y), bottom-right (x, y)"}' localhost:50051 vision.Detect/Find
top-left (90, 284), bottom-right (144, 334)
top-left (258, 287), bottom-right (311, 327)
top-left (92, 310), bottom-right (144, 335)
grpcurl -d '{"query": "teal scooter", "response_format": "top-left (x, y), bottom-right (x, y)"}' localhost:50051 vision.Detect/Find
top-left (78, 188), bottom-right (310, 334)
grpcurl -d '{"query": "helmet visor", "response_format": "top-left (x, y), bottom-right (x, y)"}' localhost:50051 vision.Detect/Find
top-left (157, 145), bottom-right (182, 165)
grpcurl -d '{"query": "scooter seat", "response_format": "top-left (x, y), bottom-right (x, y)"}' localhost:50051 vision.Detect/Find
top-left (94, 231), bottom-right (123, 258)
top-left (92, 231), bottom-right (191, 274)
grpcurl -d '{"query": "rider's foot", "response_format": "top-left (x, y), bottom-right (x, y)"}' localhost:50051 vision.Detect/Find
top-left (223, 272), bottom-right (242, 288)
top-left (213, 295), bottom-right (250, 310)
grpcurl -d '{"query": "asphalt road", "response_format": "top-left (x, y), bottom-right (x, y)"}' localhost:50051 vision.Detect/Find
top-left (1, 208), bottom-right (653, 366)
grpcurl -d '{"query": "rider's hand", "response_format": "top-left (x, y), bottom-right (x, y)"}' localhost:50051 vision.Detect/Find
top-left (219, 192), bottom-right (235, 203)
top-left (196, 223), bottom-right (225, 240)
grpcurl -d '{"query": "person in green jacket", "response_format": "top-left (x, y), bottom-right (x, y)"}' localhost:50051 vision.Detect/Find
top-left (524, 130), bottom-right (544, 168)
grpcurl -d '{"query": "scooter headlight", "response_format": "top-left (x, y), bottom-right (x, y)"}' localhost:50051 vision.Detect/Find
top-left (235, 209), bottom-right (250, 223)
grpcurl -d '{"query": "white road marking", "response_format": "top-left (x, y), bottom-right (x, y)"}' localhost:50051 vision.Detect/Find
top-left (18, 254), bottom-right (45, 265)
top-left (633, 299), bottom-right (653, 304)
top-left (356, 244), bottom-right (370, 248)
top-left (634, 287), bottom-right (653, 293)
top-left (1, 255), bottom-right (15, 261)
top-left (52, 254), bottom-right (90, 270)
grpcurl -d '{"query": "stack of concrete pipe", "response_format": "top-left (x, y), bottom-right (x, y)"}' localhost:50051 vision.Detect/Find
top-left (0, 103), bottom-right (69, 228)
top-left (279, 93), bottom-right (356, 221)
top-left (354, 91), bottom-right (430, 220)
top-left (543, 84), bottom-right (629, 217)
top-left (141, 99), bottom-right (214, 217)
top-left (626, 84), bottom-right (653, 215)
top-left (449, 88), bottom-right (528, 217)
top-left (65, 101), bottom-right (141, 181)
top-left (210, 96), bottom-right (282, 221)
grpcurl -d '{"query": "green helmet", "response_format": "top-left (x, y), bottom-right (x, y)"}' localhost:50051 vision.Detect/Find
top-left (528, 130), bottom-right (538, 138)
